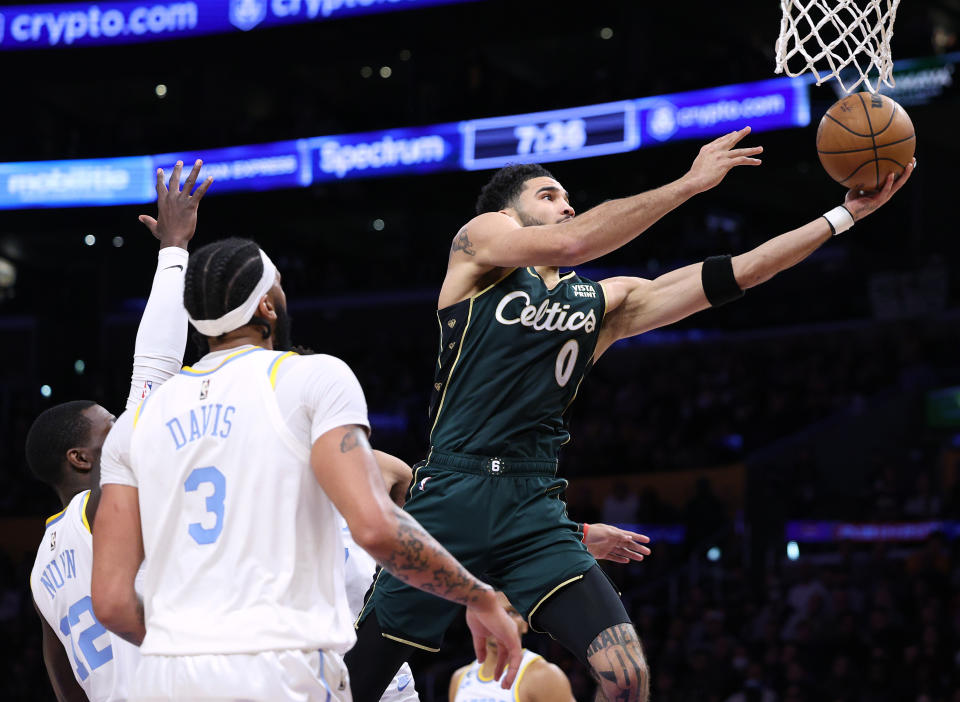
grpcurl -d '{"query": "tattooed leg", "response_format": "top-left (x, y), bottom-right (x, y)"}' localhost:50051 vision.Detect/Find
top-left (586, 623), bottom-right (650, 702)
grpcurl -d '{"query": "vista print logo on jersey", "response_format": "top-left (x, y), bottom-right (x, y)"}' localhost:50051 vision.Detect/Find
top-left (495, 291), bottom-right (597, 333)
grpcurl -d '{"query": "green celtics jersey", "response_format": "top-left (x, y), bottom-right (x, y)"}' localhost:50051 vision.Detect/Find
top-left (428, 267), bottom-right (606, 459)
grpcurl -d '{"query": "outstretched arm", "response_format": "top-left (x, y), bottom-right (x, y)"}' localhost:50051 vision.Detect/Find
top-left (453, 128), bottom-right (762, 270)
top-left (124, 160), bottom-right (213, 412)
top-left (595, 162), bottom-right (915, 357)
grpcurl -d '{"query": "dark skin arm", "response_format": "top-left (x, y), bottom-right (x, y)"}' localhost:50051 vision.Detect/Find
top-left (86, 161), bottom-right (212, 529)
top-left (34, 598), bottom-right (87, 702)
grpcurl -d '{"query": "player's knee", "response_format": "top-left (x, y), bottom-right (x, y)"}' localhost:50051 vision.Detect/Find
top-left (587, 624), bottom-right (650, 702)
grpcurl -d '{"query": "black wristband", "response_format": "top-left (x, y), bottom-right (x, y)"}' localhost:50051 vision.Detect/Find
top-left (702, 255), bottom-right (745, 307)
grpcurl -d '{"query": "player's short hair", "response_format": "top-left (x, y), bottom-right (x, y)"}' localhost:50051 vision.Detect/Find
top-left (183, 237), bottom-right (271, 339)
top-left (25, 400), bottom-right (96, 486)
top-left (475, 163), bottom-right (555, 215)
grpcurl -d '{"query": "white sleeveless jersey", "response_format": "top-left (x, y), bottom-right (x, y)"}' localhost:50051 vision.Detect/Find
top-left (453, 649), bottom-right (542, 702)
top-left (122, 347), bottom-right (357, 656)
top-left (340, 512), bottom-right (420, 702)
top-left (30, 491), bottom-right (141, 702)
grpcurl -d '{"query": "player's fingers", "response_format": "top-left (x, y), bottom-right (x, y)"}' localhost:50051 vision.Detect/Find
top-left (724, 125), bottom-right (752, 146)
top-left (734, 156), bottom-right (762, 166)
top-left (193, 176), bottom-right (215, 200)
top-left (168, 161), bottom-right (183, 193)
top-left (499, 644), bottom-right (523, 689)
top-left (630, 533), bottom-right (651, 544)
top-left (729, 146), bottom-right (764, 157)
top-left (630, 542), bottom-right (652, 556)
top-left (471, 628), bottom-right (487, 664)
top-left (183, 159), bottom-right (202, 194)
top-left (891, 161), bottom-right (915, 194)
top-left (138, 215), bottom-right (158, 235)
top-left (156, 168), bottom-right (167, 196)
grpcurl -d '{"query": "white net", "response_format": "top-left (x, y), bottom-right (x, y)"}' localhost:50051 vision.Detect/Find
top-left (774, 0), bottom-right (902, 93)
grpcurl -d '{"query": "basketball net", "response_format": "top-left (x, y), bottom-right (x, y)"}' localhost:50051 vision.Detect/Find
top-left (775, 0), bottom-right (901, 93)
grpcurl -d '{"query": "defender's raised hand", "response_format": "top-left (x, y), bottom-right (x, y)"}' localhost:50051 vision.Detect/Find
top-left (682, 126), bottom-right (763, 195)
top-left (139, 159), bottom-right (214, 250)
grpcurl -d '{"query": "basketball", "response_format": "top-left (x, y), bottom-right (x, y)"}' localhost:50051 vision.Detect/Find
top-left (816, 92), bottom-right (916, 192)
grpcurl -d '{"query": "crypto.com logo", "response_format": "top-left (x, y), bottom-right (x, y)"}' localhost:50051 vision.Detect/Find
top-left (230, 0), bottom-right (267, 31)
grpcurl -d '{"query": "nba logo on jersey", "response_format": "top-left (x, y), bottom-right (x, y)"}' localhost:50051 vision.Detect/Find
top-left (229, 0), bottom-right (267, 31)
top-left (418, 477), bottom-right (431, 491)
top-left (49, 532), bottom-right (56, 551)
top-left (140, 381), bottom-right (153, 400)
top-left (200, 379), bottom-right (210, 400)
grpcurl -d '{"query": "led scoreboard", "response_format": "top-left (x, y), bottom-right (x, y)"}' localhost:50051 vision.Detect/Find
top-left (460, 101), bottom-right (639, 170)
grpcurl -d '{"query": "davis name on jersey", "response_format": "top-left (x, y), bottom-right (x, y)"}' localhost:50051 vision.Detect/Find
top-left (163, 402), bottom-right (236, 450)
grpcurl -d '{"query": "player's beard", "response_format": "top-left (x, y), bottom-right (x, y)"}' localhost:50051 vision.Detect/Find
top-left (515, 206), bottom-right (545, 227)
top-left (273, 303), bottom-right (293, 352)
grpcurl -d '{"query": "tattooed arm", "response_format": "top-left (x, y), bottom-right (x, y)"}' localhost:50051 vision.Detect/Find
top-left (311, 425), bottom-right (524, 685)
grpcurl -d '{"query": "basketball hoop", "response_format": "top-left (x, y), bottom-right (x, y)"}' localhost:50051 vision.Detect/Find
top-left (775, 0), bottom-right (901, 93)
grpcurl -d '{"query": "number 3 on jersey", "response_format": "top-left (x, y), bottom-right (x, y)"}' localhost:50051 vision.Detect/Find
top-left (555, 339), bottom-right (579, 387)
top-left (184, 466), bottom-right (226, 545)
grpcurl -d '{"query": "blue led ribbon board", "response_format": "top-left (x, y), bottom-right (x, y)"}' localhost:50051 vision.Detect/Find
top-left (460, 101), bottom-right (640, 171)
top-left (0, 0), bottom-right (478, 50)
top-left (0, 75), bottom-right (812, 209)
top-left (636, 77), bottom-right (810, 145)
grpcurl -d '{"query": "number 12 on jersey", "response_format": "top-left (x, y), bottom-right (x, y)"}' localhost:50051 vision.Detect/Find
top-left (184, 466), bottom-right (226, 545)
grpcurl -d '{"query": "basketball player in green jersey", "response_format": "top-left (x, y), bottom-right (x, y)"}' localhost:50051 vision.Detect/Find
top-left (348, 127), bottom-right (915, 702)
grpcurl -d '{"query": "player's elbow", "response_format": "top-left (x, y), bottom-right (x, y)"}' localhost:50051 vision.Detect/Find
top-left (554, 231), bottom-right (592, 266)
top-left (732, 254), bottom-right (775, 290)
top-left (91, 580), bottom-right (131, 633)
top-left (348, 506), bottom-right (399, 557)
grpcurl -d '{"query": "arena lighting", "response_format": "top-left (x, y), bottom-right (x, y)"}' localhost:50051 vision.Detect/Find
top-left (0, 0), bottom-right (481, 51)
top-left (706, 546), bottom-right (721, 562)
top-left (155, 84), bottom-right (168, 98)
top-left (40, 384), bottom-right (52, 397)
top-left (74, 359), bottom-right (85, 374)
top-left (786, 541), bottom-right (800, 560)
top-left (83, 234), bottom-right (96, 245)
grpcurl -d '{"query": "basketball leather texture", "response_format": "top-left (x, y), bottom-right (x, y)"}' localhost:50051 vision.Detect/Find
top-left (816, 92), bottom-right (915, 192)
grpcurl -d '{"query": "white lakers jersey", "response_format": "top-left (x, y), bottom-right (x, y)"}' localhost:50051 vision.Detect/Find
top-left (101, 346), bottom-right (369, 656)
top-left (30, 490), bottom-right (141, 702)
top-left (453, 649), bottom-right (542, 702)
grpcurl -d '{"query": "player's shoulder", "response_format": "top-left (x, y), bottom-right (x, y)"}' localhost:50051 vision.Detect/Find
top-left (519, 655), bottom-right (571, 697)
top-left (283, 352), bottom-right (358, 381)
top-left (459, 211), bottom-right (520, 239)
top-left (448, 662), bottom-right (472, 699)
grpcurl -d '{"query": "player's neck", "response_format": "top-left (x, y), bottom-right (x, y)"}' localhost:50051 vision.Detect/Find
top-left (534, 266), bottom-right (561, 288)
top-left (206, 329), bottom-right (273, 355)
top-left (480, 642), bottom-right (521, 680)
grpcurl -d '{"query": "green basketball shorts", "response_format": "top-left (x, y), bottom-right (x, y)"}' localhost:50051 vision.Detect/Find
top-left (355, 449), bottom-right (597, 651)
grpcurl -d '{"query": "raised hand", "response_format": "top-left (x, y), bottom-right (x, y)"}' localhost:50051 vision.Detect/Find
top-left (682, 126), bottom-right (763, 194)
top-left (584, 523), bottom-right (652, 564)
top-left (844, 158), bottom-right (916, 221)
top-left (139, 159), bottom-right (214, 250)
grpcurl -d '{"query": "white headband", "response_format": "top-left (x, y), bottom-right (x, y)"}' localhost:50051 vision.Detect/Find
top-left (188, 249), bottom-right (278, 337)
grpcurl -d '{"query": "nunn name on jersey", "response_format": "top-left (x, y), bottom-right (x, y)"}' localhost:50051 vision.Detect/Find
top-left (38, 549), bottom-right (78, 600)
